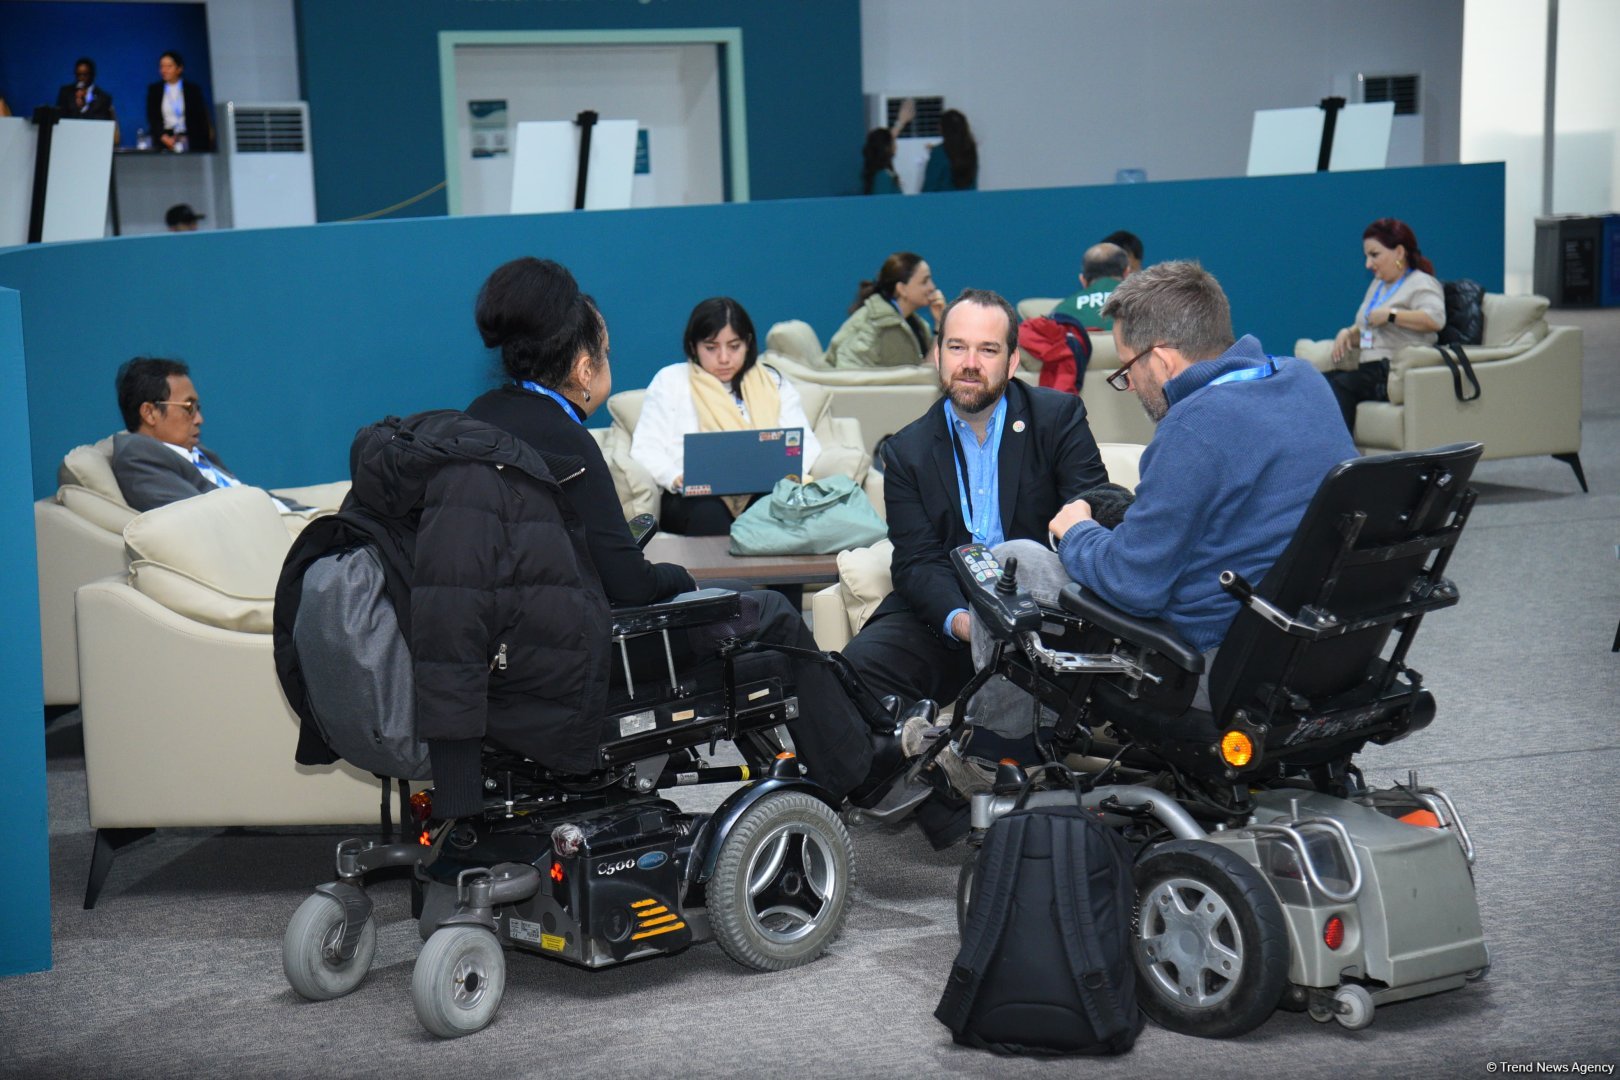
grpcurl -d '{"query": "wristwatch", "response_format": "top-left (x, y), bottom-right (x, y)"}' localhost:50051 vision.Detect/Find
top-left (1387, 310), bottom-right (1398, 324)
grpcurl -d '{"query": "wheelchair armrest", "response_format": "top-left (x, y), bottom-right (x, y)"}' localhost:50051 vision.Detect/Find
top-left (610, 588), bottom-right (742, 638)
top-left (1057, 583), bottom-right (1205, 674)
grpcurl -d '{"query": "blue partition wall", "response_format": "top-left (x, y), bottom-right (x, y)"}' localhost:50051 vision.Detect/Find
top-left (0, 164), bottom-right (1504, 500)
top-left (0, 288), bottom-right (50, 977)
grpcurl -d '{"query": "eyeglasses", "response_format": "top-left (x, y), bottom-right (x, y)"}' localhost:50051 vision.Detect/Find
top-left (1106, 343), bottom-right (1165, 392)
top-left (154, 400), bottom-right (201, 417)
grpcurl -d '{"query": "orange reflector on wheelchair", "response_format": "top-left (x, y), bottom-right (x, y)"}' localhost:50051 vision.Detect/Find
top-left (409, 789), bottom-right (433, 824)
top-left (1220, 731), bottom-right (1254, 767)
top-left (418, 829), bottom-right (431, 846)
top-left (550, 861), bottom-right (565, 883)
top-left (775, 751), bottom-right (796, 760)
top-left (1399, 808), bottom-right (1442, 828)
top-left (1324, 915), bottom-right (1345, 950)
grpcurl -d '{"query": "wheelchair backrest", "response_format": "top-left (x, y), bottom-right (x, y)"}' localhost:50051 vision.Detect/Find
top-left (1208, 442), bottom-right (1482, 734)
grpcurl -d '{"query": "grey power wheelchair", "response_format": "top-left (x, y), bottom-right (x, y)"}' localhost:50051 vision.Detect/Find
top-left (936, 442), bottom-right (1490, 1039)
top-left (280, 586), bottom-right (856, 1039)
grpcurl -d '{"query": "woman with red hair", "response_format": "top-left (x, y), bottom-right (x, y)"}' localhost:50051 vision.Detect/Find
top-left (1327, 218), bottom-right (1445, 433)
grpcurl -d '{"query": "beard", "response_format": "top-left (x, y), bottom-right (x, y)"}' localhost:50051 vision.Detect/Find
top-left (1137, 383), bottom-right (1169, 422)
top-left (943, 372), bottom-right (1006, 415)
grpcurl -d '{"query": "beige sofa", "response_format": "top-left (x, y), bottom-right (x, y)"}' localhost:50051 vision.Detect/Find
top-left (599, 379), bottom-right (873, 523)
top-left (811, 442), bottom-right (1146, 650)
top-left (76, 486), bottom-right (386, 906)
top-left (37, 435), bottom-right (347, 707)
top-left (1014, 300), bottom-right (1157, 446)
top-left (1294, 293), bottom-right (1586, 488)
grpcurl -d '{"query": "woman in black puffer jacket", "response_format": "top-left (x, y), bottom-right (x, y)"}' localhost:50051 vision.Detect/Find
top-left (463, 258), bottom-right (879, 803)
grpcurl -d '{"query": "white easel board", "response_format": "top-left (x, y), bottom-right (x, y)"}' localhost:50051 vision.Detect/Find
top-left (1246, 107), bottom-right (1324, 177)
top-left (41, 119), bottom-right (115, 242)
top-left (509, 119), bottom-right (637, 214)
top-left (0, 118), bottom-right (35, 248)
top-left (1328, 102), bottom-right (1395, 172)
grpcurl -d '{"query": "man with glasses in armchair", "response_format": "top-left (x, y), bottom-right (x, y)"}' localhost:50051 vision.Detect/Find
top-left (986, 261), bottom-right (1354, 711)
top-left (112, 357), bottom-right (311, 513)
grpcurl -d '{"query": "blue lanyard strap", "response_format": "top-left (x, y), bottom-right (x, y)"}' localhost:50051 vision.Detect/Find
top-left (1207, 359), bottom-right (1279, 387)
top-left (517, 380), bottom-right (584, 425)
top-left (1364, 271), bottom-right (1410, 321)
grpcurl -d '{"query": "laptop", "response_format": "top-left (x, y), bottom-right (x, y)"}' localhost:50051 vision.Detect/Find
top-left (682, 428), bottom-right (804, 496)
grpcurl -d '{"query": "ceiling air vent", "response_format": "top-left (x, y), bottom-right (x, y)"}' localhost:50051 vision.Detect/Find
top-left (887, 95), bottom-right (946, 138)
top-left (230, 105), bottom-right (308, 153)
top-left (1361, 74), bottom-right (1420, 116)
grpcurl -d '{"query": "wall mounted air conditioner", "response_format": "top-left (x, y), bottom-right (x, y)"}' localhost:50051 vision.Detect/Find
top-left (866, 92), bottom-right (945, 193)
top-left (218, 102), bottom-right (317, 229)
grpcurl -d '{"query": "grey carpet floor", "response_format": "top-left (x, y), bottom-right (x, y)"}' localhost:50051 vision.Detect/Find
top-left (4, 310), bottom-right (1618, 1079)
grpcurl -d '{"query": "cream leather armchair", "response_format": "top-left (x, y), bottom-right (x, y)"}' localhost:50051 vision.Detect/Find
top-left (1295, 294), bottom-right (1586, 489)
top-left (75, 486), bottom-right (382, 906)
top-left (811, 442), bottom-right (1146, 650)
top-left (599, 378), bottom-right (873, 523)
top-left (37, 436), bottom-right (348, 707)
top-left (1014, 299), bottom-right (1157, 446)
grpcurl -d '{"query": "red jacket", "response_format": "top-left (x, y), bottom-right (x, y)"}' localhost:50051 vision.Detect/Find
top-left (1018, 315), bottom-right (1094, 395)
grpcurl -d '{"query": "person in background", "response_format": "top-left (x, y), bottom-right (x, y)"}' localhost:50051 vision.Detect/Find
top-left (146, 50), bottom-right (214, 152)
top-left (824, 252), bottom-right (946, 368)
top-left (1053, 242), bottom-right (1131, 331)
top-left (631, 297), bottom-right (821, 536)
top-left (1102, 230), bottom-right (1144, 274)
top-left (1326, 217), bottom-right (1444, 434)
top-left (56, 58), bottom-right (114, 121)
top-left (110, 357), bottom-right (310, 513)
top-left (165, 204), bottom-right (204, 232)
top-left (862, 97), bottom-right (916, 195)
top-left (0, 96), bottom-right (11, 117)
top-left (921, 109), bottom-right (977, 193)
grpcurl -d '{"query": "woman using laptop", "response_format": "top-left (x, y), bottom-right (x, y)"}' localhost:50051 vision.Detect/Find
top-left (631, 297), bottom-right (821, 536)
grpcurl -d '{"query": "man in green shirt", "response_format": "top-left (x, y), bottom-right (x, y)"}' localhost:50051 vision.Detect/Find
top-left (1052, 242), bottom-right (1130, 330)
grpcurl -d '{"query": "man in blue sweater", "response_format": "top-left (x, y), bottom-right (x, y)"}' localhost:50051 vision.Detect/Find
top-left (1047, 260), bottom-right (1355, 692)
top-left (966, 261), bottom-right (1353, 733)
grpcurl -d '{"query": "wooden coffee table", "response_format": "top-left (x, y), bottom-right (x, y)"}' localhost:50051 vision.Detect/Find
top-left (644, 534), bottom-right (840, 595)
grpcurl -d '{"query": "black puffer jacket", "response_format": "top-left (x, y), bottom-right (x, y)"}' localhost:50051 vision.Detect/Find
top-left (275, 411), bottom-right (612, 816)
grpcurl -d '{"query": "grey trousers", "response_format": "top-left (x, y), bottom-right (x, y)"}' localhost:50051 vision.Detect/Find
top-left (967, 539), bottom-right (1215, 736)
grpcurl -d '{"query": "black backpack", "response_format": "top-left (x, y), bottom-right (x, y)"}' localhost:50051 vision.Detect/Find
top-left (935, 778), bottom-right (1145, 1056)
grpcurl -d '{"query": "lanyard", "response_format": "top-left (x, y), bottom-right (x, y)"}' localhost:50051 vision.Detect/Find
top-left (1364, 271), bottom-right (1409, 322)
top-left (946, 402), bottom-right (1003, 538)
top-left (517, 380), bottom-right (584, 425)
top-left (1206, 359), bottom-right (1279, 387)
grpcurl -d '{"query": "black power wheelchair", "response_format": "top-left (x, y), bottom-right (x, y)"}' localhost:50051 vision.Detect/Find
top-left (934, 443), bottom-right (1491, 1038)
top-left (281, 587), bottom-right (859, 1039)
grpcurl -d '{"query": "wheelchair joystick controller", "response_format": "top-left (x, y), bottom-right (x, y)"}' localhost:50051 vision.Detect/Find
top-left (951, 543), bottom-right (1043, 641)
top-left (996, 556), bottom-right (1019, 595)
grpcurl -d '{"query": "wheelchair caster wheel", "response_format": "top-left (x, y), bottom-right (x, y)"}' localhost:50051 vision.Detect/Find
top-left (955, 859), bottom-right (974, 938)
top-left (709, 791), bottom-right (853, 971)
top-left (1332, 984), bottom-right (1374, 1030)
top-left (283, 892), bottom-right (376, 1001)
top-left (1465, 943), bottom-right (1492, 982)
top-left (412, 926), bottom-right (506, 1039)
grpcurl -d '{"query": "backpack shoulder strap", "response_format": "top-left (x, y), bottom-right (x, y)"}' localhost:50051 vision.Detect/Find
top-left (1050, 814), bottom-right (1135, 1046)
top-left (934, 814), bottom-right (1029, 1035)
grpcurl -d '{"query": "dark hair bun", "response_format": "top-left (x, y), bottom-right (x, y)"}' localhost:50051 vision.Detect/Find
top-left (475, 257), bottom-right (603, 387)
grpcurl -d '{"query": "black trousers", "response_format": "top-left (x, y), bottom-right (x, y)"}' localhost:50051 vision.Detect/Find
top-left (659, 491), bottom-right (760, 537)
top-left (840, 606), bottom-right (977, 713)
top-left (1325, 359), bottom-right (1389, 433)
top-left (611, 583), bottom-right (870, 801)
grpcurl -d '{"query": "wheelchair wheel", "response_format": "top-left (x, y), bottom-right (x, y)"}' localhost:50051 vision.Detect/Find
top-left (1132, 840), bottom-right (1289, 1039)
top-left (708, 790), bottom-right (853, 971)
top-left (282, 892), bottom-right (376, 1001)
top-left (956, 858), bottom-right (974, 937)
top-left (412, 926), bottom-right (506, 1039)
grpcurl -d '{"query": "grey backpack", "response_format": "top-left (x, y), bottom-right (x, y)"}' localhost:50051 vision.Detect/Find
top-left (292, 545), bottom-right (430, 779)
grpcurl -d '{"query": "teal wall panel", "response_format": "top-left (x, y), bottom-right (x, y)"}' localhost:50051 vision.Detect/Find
top-left (294, 0), bottom-right (866, 219)
top-left (1, 164), bottom-right (1505, 500)
top-left (0, 288), bottom-right (51, 977)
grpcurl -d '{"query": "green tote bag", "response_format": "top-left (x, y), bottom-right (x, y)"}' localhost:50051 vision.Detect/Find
top-left (728, 475), bottom-right (887, 556)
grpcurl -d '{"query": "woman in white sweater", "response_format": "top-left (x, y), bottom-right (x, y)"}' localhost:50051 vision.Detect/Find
top-left (631, 297), bottom-right (820, 535)
top-left (1327, 217), bottom-right (1446, 434)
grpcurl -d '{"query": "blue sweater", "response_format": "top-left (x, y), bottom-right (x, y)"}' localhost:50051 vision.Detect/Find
top-left (1057, 336), bottom-right (1356, 652)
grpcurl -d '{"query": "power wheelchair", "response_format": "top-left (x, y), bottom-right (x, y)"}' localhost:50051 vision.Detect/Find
top-left (281, 587), bottom-right (857, 1039)
top-left (935, 443), bottom-right (1490, 1039)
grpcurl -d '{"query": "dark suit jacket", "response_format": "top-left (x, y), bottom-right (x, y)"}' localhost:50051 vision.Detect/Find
top-left (876, 378), bottom-right (1108, 635)
top-left (111, 432), bottom-right (309, 512)
top-left (56, 84), bottom-right (115, 121)
top-left (145, 81), bottom-right (213, 151)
